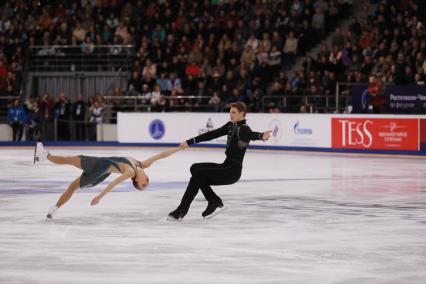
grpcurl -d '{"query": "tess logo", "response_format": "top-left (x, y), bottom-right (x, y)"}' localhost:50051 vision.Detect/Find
top-left (338, 120), bottom-right (373, 148)
top-left (332, 118), bottom-right (419, 151)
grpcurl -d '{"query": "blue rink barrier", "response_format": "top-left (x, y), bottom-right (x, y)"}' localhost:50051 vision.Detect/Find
top-left (1, 141), bottom-right (426, 157)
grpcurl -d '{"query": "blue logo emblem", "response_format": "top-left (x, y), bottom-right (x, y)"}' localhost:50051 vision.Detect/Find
top-left (293, 121), bottom-right (312, 135)
top-left (149, 119), bottom-right (165, 140)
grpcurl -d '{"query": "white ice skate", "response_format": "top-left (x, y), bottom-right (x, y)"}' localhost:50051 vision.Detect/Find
top-left (46, 205), bottom-right (58, 220)
top-left (34, 142), bottom-right (49, 164)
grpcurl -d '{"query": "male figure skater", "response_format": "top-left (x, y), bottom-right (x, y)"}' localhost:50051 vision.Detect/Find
top-left (168, 102), bottom-right (271, 220)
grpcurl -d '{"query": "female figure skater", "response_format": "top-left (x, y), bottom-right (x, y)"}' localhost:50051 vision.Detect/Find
top-left (34, 142), bottom-right (182, 219)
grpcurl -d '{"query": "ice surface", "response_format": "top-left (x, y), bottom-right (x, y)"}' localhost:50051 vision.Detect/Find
top-left (0, 147), bottom-right (425, 283)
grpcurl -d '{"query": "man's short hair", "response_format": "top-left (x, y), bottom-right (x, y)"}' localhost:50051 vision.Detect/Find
top-left (230, 102), bottom-right (247, 116)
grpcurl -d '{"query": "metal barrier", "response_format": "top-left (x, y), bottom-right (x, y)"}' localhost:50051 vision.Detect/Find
top-left (102, 95), bottom-right (218, 122)
top-left (261, 94), bottom-right (337, 113)
top-left (28, 45), bottom-right (134, 72)
top-left (43, 95), bottom-right (217, 141)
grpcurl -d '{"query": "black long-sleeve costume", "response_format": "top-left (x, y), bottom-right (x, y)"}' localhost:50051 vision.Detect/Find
top-left (178, 119), bottom-right (263, 211)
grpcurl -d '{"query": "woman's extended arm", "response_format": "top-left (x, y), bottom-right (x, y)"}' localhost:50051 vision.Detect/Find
top-left (91, 170), bottom-right (134, 205)
top-left (141, 146), bottom-right (182, 168)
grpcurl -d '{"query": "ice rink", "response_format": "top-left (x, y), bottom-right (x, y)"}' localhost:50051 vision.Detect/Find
top-left (0, 146), bottom-right (425, 283)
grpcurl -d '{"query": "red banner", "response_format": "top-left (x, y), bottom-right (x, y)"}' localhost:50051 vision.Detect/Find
top-left (420, 119), bottom-right (426, 144)
top-left (332, 118), bottom-right (419, 150)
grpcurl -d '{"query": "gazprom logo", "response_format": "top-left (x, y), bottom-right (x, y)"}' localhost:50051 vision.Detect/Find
top-left (149, 119), bottom-right (165, 140)
top-left (293, 121), bottom-right (312, 135)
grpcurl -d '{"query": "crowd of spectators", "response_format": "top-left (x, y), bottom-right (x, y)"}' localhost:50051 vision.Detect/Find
top-left (1, 0), bottom-right (353, 119)
top-left (7, 92), bottom-right (104, 141)
top-left (299, 0), bottom-right (426, 112)
top-left (1, 0), bottom-right (425, 131)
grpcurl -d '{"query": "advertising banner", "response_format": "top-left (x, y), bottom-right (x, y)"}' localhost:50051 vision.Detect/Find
top-left (332, 117), bottom-right (419, 150)
top-left (352, 84), bottom-right (426, 114)
top-left (117, 113), bottom-right (229, 143)
top-left (258, 114), bottom-right (331, 148)
top-left (351, 85), bottom-right (369, 113)
top-left (388, 85), bottom-right (426, 113)
top-left (119, 113), bottom-right (424, 153)
top-left (118, 113), bottom-right (332, 147)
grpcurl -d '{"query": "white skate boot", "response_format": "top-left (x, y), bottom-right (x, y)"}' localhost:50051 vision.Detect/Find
top-left (46, 205), bottom-right (59, 220)
top-left (34, 142), bottom-right (49, 164)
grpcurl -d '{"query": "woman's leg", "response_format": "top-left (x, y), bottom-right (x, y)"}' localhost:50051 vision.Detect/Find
top-left (56, 176), bottom-right (81, 208)
top-left (47, 154), bottom-right (82, 169)
top-left (47, 176), bottom-right (81, 219)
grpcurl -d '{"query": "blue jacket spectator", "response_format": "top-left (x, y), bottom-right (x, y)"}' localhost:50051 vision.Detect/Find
top-left (8, 99), bottom-right (26, 141)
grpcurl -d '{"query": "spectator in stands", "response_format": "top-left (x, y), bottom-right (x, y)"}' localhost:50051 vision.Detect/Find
top-left (283, 32), bottom-right (298, 69)
top-left (185, 59), bottom-right (201, 78)
top-left (126, 84), bottom-right (141, 97)
top-left (312, 7), bottom-right (325, 41)
top-left (89, 99), bottom-right (103, 141)
top-left (39, 93), bottom-right (55, 141)
top-left (0, 60), bottom-right (7, 94)
top-left (115, 21), bottom-right (130, 44)
top-left (170, 72), bottom-right (184, 95)
top-left (127, 71), bottom-right (142, 93)
top-left (142, 59), bottom-right (157, 80)
top-left (225, 88), bottom-right (244, 108)
top-left (106, 12), bottom-right (119, 30)
top-left (2, 84), bottom-right (15, 99)
top-left (150, 84), bottom-right (163, 112)
top-left (72, 95), bottom-right (87, 141)
top-left (269, 45), bottom-right (282, 77)
top-left (25, 97), bottom-right (41, 141)
top-left (72, 22), bottom-right (86, 44)
top-left (156, 72), bottom-right (172, 94)
top-left (208, 91), bottom-right (222, 112)
top-left (140, 84), bottom-right (152, 108)
top-left (8, 98), bottom-right (25, 141)
top-left (55, 92), bottom-right (71, 141)
top-left (364, 74), bottom-right (386, 114)
top-left (81, 36), bottom-right (95, 54)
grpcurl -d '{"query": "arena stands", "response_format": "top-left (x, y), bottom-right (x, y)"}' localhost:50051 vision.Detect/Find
top-left (0, 0), bottom-right (425, 141)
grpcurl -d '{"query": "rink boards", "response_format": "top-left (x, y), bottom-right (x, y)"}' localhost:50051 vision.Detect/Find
top-left (118, 113), bottom-right (426, 156)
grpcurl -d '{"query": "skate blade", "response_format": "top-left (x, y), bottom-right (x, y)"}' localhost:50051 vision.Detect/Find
top-left (203, 206), bottom-right (227, 220)
top-left (33, 143), bottom-right (38, 164)
top-left (166, 216), bottom-right (183, 222)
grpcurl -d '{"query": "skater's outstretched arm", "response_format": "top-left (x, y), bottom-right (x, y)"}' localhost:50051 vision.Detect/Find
top-left (141, 146), bottom-right (182, 168)
top-left (91, 170), bottom-right (134, 205)
top-left (239, 126), bottom-right (272, 142)
top-left (181, 122), bottom-right (231, 148)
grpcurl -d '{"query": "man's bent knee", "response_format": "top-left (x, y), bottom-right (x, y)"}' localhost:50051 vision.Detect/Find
top-left (190, 163), bottom-right (203, 175)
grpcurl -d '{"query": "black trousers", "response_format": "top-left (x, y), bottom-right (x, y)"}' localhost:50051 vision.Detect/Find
top-left (11, 122), bottom-right (23, 141)
top-left (179, 160), bottom-right (242, 211)
top-left (74, 121), bottom-right (86, 141)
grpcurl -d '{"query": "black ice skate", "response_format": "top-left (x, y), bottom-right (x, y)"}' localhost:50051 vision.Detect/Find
top-left (167, 207), bottom-right (187, 221)
top-left (202, 199), bottom-right (225, 219)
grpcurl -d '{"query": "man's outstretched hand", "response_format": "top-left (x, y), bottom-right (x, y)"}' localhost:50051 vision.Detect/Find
top-left (262, 130), bottom-right (272, 141)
